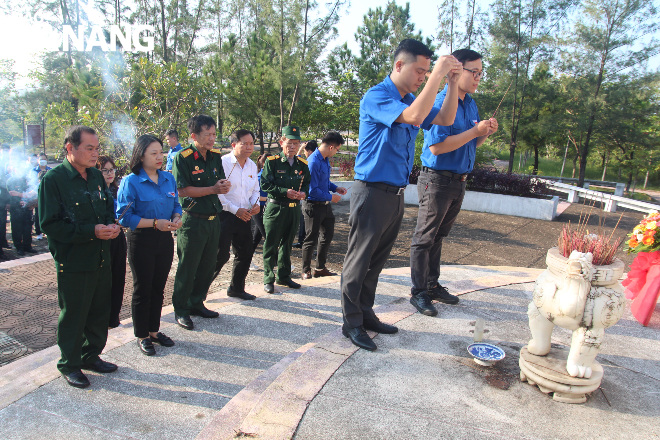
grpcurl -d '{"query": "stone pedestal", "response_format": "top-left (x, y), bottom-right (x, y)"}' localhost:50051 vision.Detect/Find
top-left (519, 345), bottom-right (602, 404)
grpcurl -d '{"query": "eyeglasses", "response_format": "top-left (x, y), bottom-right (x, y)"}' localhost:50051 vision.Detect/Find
top-left (463, 68), bottom-right (484, 80)
top-left (101, 168), bottom-right (116, 174)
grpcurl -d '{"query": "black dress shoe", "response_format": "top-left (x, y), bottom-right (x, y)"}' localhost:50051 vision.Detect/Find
top-left (62, 370), bottom-right (90, 388)
top-left (175, 314), bottom-right (194, 330)
top-left (25, 248), bottom-right (38, 254)
top-left (363, 318), bottom-right (399, 334)
top-left (276, 279), bottom-right (301, 289)
top-left (342, 325), bottom-right (377, 351)
top-left (428, 285), bottom-right (459, 304)
top-left (81, 359), bottom-right (118, 373)
top-left (264, 283), bottom-right (274, 293)
top-left (138, 338), bottom-right (156, 355)
top-left (150, 332), bottom-right (175, 347)
top-left (227, 288), bottom-right (256, 300)
top-left (190, 305), bottom-right (219, 318)
top-left (410, 292), bottom-right (438, 316)
top-left (17, 250), bottom-right (25, 256)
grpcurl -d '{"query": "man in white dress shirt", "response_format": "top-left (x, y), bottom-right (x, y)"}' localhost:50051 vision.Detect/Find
top-left (212, 129), bottom-right (261, 300)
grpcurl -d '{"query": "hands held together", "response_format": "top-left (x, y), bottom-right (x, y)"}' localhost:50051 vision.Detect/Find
top-left (475, 118), bottom-right (499, 137)
top-left (286, 189), bottom-right (306, 200)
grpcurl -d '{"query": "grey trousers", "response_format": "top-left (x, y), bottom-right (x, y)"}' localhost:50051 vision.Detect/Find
top-left (341, 181), bottom-right (405, 328)
top-left (301, 202), bottom-right (335, 274)
top-left (410, 171), bottom-right (466, 294)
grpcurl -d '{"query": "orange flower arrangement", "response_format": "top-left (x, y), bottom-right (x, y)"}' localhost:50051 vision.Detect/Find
top-left (626, 211), bottom-right (660, 254)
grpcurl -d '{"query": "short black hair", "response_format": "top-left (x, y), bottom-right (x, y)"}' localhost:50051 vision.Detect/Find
top-left (187, 115), bottom-right (216, 135)
top-left (64, 125), bottom-right (97, 149)
top-left (230, 129), bottom-right (255, 144)
top-left (321, 131), bottom-right (344, 147)
top-left (452, 49), bottom-right (482, 65)
top-left (394, 39), bottom-right (434, 64)
top-left (129, 134), bottom-right (163, 175)
top-left (304, 140), bottom-right (318, 152)
top-left (165, 129), bottom-right (179, 140)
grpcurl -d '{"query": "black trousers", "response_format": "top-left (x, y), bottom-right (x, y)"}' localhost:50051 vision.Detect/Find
top-left (10, 206), bottom-right (32, 251)
top-left (252, 205), bottom-right (266, 251)
top-left (340, 181), bottom-right (405, 328)
top-left (410, 171), bottom-right (466, 293)
top-left (301, 202), bottom-right (335, 274)
top-left (126, 228), bottom-right (174, 338)
top-left (34, 207), bottom-right (41, 235)
top-left (297, 214), bottom-right (305, 243)
top-left (214, 211), bottom-right (254, 292)
top-left (109, 230), bottom-right (127, 328)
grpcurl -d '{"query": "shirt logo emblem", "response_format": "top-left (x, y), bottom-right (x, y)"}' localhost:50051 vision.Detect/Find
top-left (195, 166), bottom-right (199, 170)
top-left (192, 169), bottom-right (204, 175)
top-left (472, 120), bottom-right (478, 125)
top-left (277, 169), bottom-right (286, 173)
top-left (168, 192), bottom-right (175, 197)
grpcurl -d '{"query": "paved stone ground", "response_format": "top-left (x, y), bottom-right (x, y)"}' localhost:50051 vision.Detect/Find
top-left (0, 266), bottom-right (657, 440)
top-left (0, 200), bottom-right (646, 366)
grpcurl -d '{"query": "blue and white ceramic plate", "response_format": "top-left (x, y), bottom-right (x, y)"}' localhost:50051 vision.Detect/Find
top-left (467, 343), bottom-right (505, 366)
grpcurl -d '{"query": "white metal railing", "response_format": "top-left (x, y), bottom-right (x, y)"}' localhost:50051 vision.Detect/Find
top-left (539, 179), bottom-right (659, 214)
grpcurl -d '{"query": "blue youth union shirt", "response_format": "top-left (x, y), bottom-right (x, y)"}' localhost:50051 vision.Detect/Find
top-left (307, 149), bottom-right (338, 202)
top-left (116, 168), bottom-right (183, 230)
top-left (422, 85), bottom-right (481, 174)
top-left (354, 75), bottom-right (439, 187)
top-left (166, 143), bottom-right (182, 171)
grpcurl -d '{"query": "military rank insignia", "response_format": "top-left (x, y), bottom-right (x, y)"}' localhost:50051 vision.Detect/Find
top-left (194, 152), bottom-right (200, 160)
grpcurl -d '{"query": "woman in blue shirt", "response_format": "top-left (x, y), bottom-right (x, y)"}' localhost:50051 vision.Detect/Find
top-left (117, 135), bottom-right (183, 356)
top-left (96, 155), bottom-right (127, 329)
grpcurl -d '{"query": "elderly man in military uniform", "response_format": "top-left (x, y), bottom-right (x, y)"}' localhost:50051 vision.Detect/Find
top-left (38, 125), bottom-right (121, 388)
top-left (261, 126), bottom-right (311, 293)
top-left (171, 115), bottom-right (231, 330)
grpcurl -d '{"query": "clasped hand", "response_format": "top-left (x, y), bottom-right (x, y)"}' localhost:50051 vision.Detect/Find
top-left (236, 204), bottom-right (260, 222)
top-left (286, 189), bottom-right (305, 200)
top-left (212, 179), bottom-right (232, 195)
top-left (95, 224), bottom-right (121, 240)
top-left (476, 118), bottom-right (499, 136)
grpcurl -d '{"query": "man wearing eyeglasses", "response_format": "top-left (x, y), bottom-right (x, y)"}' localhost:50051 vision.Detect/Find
top-left (409, 49), bottom-right (499, 317)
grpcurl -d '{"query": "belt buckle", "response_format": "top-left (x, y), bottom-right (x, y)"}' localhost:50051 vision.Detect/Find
top-left (396, 187), bottom-right (405, 196)
top-left (289, 202), bottom-right (296, 208)
top-left (208, 215), bottom-right (216, 220)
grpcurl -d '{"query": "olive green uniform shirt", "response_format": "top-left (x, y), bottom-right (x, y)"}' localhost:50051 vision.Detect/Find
top-left (38, 158), bottom-right (115, 272)
top-left (260, 155), bottom-right (311, 200)
top-left (172, 144), bottom-right (225, 215)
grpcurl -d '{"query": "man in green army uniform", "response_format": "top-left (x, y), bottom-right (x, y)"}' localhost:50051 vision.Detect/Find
top-left (171, 115), bottom-right (231, 330)
top-left (261, 125), bottom-right (311, 293)
top-left (38, 126), bottom-right (121, 388)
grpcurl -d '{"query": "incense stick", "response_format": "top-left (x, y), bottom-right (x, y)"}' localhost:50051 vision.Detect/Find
top-left (116, 202), bottom-right (132, 223)
top-left (491, 80), bottom-right (514, 118)
top-left (226, 161), bottom-right (238, 180)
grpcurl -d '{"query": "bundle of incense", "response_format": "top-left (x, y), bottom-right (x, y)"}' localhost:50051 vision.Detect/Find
top-left (115, 202), bottom-right (132, 223)
top-left (491, 79), bottom-right (514, 119)
top-left (183, 199), bottom-right (197, 213)
top-left (226, 161), bottom-right (238, 179)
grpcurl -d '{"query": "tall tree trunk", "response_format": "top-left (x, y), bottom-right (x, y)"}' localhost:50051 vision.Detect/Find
top-left (159, 0), bottom-right (169, 62)
top-left (258, 118), bottom-right (264, 155)
top-left (532, 144), bottom-right (539, 175)
top-left (601, 149), bottom-right (610, 181)
top-left (278, 0), bottom-right (285, 131)
top-left (185, 0), bottom-right (205, 69)
top-left (506, 0), bottom-right (523, 174)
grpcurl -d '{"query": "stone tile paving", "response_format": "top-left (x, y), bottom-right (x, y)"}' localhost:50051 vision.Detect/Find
top-left (0, 201), bottom-right (646, 366)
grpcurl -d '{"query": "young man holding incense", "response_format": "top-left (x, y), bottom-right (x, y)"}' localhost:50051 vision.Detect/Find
top-left (409, 49), bottom-right (498, 317)
top-left (340, 39), bottom-right (463, 351)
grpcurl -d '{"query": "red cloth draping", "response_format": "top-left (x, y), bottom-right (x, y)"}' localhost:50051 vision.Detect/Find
top-left (622, 251), bottom-right (660, 326)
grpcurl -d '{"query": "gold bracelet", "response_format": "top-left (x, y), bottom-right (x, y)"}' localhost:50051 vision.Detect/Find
top-left (153, 219), bottom-right (158, 229)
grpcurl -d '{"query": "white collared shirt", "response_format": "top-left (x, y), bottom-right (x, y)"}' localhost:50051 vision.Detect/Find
top-left (218, 153), bottom-right (260, 215)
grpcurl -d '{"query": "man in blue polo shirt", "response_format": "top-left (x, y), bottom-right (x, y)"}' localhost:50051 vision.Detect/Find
top-left (165, 129), bottom-right (182, 172)
top-left (301, 131), bottom-right (347, 280)
top-left (410, 49), bottom-right (498, 317)
top-left (340, 39), bottom-right (463, 351)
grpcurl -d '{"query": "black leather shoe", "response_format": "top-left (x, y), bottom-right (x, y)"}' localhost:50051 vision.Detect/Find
top-left (190, 305), bottom-right (219, 318)
top-left (138, 338), bottom-right (156, 355)
top-left (264, 283), bottom-right (274, 293)
top-left (62, 370), bottom-right (90, 388)
top-left (342, 325), bottom-right (377, 351)
top-left (81, 359), bottom-right (118, 373)
top-left (17, 250), bottom-right (25, 256)
top-left (428, 285), bottom-right (459, 304)
top-left (276, 279), bottom-right (301, 289)
top-left (227, 288), bottom-right (256, 300)
top-left (410, 292), bottom-right (438, 316)
top-left (175, 314), bottom-right (194, 330)
top-left (25, 248), bottom-right (38, 254)
top-left (363, 318), bottom-right (399, 334)
top-left (150, 332), bottom-right (174, 347)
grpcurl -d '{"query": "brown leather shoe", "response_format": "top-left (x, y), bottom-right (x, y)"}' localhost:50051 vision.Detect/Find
top-left (302, 271), bottom-right (313, 280)
top-left (313, 268), bottom-right (337, 277)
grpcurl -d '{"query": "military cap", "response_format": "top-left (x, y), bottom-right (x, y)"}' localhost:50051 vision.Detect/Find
top-left (282, 126), bottom-right (302, 140)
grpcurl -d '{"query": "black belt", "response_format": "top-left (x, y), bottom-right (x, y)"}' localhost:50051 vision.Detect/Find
top-left (305, 200), bottom-right (330, 205)
top-left (421, 167), bottom-right (468, 182)
top-left (359, 181), bottom-right (406, 195)
top-left (186, 212), bottom-right (218, 220)
top-left (268, 198), bottom-right (300, 207)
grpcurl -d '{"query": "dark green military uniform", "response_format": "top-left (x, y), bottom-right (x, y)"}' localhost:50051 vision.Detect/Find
top-left (38, 158), bottom-right (115, 375)
top-left (171, 144), bottom-right (225, 316)
top-left (261, 153), bottom-right (310, 284)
